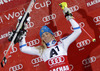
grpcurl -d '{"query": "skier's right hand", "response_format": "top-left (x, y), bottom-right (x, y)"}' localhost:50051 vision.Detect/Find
top-left (8, 28), bottom-right (27, 44)
top-left (8, 13), bottom-right (30, 44)
top-left (16, 13), bottom-right (31, 29)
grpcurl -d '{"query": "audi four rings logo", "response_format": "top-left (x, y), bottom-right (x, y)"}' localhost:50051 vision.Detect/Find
top-left (27, 39), bottom-right (40, 47)
top-left (54, 30), bottom-right (62, 37)
top-left (71, 22), bottom-right (85, 31)
top-left (48, 56), bottom-right (65, 66)
top-left (69, 64), bottom-right (74, 71)
top-left (93, 16), bottom-right (100, 23)
top-left (69, 5), bottom-right (79, 12)
top-left (9, 64), bottom-right (23, 71)
top-left (31, 57), bottom-right (44, 64)
top-left (82, 56), bottom-right (96, 65)
top-left (42, 14), bottom-right (56, 22)
top-left (3, 47), bottom-right (17, 58)
top-left (76, 39), bottom-right (91, 48)
top-left (27, 22), bottom-right (34, 29)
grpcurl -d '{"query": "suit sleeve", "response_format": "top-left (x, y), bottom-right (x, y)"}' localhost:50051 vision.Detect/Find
top-left (60, 19), bottom-right (82, 52)
top-left (19, 36), bottom-right (41, 56)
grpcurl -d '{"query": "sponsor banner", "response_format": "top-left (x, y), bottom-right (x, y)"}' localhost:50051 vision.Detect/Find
top-left (82, 56), bottom-right (96, 68)
top-left (3, 47), bottom-right (17, 58)
top-left (0, 0), bottom-right (30, 13)
top-left (0, 31), bottom-right (10, 40)
top-left (34, 0), bottom-right (51, 10)
top-left (76, 39), bottom-right (91, 51)
top-left (69, 5), bottom-right (79, 12)
top-left (93, 16), bottom-right (100, 25)
top-left (27, 39), bottom-right (40, 47)
top-left (0, 0), bottom-right (100, 71)
top-left (76, 39), bottom-right (91, 48)
top-left (47, 56), bottom-right (70, 71)
top-left (9, 64), bottom-right (23, 71)
top-left (0, 8), bottom-right (25, 24)
top-left (31, 57), bottom-right (44, 67)
top-left (85, 0), bottom-right (100, 11)
top-left (54, 30), bottom-right (62, 37)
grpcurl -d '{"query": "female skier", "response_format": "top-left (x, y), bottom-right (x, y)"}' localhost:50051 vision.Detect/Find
top-left (10, 2), bottom-right (82, 71)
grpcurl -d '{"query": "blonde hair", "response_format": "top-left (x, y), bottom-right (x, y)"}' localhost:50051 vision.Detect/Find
top-left (36, 35), bottom-right (56, 56)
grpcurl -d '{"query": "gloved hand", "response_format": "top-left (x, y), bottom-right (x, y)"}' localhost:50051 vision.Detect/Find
top-left (59, 2), bottom-right (68, 10)
top-left (8, 13), bottom-right (30, 44)
top-left (17, 13), bottom-right (31, 29)
top-left (8, 29), bottom-right (27, 44)
top-left (59, 2), bottom-right (74, 20)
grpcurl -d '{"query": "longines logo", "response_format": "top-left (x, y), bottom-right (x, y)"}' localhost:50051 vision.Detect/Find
top-left (0, 0), bottom-right (13, 5)
top-left (34, 0), bottom-right (51, 9)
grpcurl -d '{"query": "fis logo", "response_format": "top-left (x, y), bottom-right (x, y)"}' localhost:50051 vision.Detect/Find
top-left (34, 0), bottom-right (51, 9)
top-left (0, 0), bottom-right (12, 5)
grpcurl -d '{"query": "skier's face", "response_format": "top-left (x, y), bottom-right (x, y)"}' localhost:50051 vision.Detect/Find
top-left (41, 32), bottom-right (54, 43)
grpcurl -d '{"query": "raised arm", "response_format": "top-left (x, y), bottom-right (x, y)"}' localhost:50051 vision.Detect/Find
top-left (59, 2), bottom-right (82, 51)
top-left (19, 36), bottom-right (41, 56)
top-left (61, 19), bottom-right (82, 51)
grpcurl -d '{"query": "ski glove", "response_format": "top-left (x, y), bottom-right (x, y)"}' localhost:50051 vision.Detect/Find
top-left (8, 13), bottom-right (30, 44)
top-left (63, 7), bottom-right (74, 20)
top-left (59, 2), bottom-right (74, 20)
